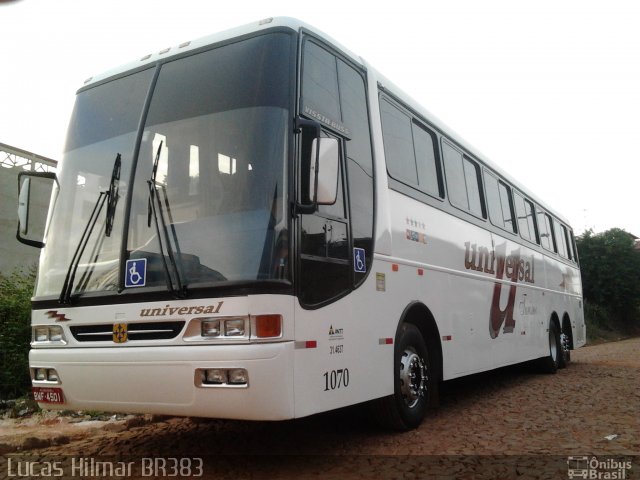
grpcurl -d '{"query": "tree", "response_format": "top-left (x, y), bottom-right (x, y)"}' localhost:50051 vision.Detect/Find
top-left (0, 268), bottom-right (36, 399)
top-left (576, 228), bottom-right (640, 323)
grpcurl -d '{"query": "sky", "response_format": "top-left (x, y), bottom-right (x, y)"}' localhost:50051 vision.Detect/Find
top-left (1, 0), bottom-right (639, 235)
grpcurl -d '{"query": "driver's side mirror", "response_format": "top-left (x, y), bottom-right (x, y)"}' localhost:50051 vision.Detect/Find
top-left (17, 171), bottom-right (57, 248)
top-left (309, 137), bottom-right (339, 205)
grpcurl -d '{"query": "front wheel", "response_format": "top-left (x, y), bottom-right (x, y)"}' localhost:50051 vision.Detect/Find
top-left (370, 323), bottom-right (436, 430)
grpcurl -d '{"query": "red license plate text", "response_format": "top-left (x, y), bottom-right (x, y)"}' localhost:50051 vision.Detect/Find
top-left (32, 387), bottom-right (65, 404)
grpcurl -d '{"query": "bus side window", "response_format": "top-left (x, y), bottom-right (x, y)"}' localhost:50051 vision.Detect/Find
top-left (537, 209), bottom-right (555, 252)
top-left (442, 140), bottom-right (485, 218)
top-left (514, 192), bottom-right (539, 243)
top-left (412, 121), bottom-right (443, 198)
top-left (553, 218), bottom-right (568, 258)
top-left (484, 170), bottom-right (516, 233)
top-left (380, 98), bottom-right (417, 185)
top-left (562, 224), bottom-right (573, 260)
top-left (570, 229), bottom-right (579, 264)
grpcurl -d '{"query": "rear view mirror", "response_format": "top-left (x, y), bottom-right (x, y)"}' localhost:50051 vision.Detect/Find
top-left (17, 171), bottom-right (57, 248)
top-left (18, 177), bottom-right (31, 235)
top-left (309, 137), bottom-right (339, 205)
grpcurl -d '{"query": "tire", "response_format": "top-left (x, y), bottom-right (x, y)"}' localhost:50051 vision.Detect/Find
top-left (370, 323), bottom-right (436, 430)
top-left (539, 321), bottom-right (561, 374)
top-left (558, 328), bottom-right (571, 369)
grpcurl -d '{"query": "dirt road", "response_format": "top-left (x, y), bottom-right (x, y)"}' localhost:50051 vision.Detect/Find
top-left (1, 338), bottom-right (639, 479)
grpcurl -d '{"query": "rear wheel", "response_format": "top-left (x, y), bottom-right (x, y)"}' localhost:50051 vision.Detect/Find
top-left (370, 323), bottom-right (436, 430)
top-left (558, 321), bottom-right (572, 368)
top-left (539, 321), bottom-right (561, 374)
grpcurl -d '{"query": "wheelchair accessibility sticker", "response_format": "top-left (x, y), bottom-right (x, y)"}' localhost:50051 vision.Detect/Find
top-left (353, 248), bottom-right (367, 273)
top-left (125, 258), bottom-right (147, 288)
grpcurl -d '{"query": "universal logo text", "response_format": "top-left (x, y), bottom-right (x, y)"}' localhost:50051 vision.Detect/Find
top-left (140, 302), bottom-right (224, 317)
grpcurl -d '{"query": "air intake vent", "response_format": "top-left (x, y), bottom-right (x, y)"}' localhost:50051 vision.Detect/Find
top-left (70, 321), bottom-right (185, 342)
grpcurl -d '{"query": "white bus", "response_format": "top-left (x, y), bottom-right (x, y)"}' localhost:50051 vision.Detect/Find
top-left (18, 17), bottom-right (585, 430)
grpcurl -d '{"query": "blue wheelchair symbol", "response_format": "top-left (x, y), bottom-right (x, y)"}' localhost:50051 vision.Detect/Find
top-left (353, 248), bottom-right (367, 273)
top-left (125, 258), bottom-right (147, 288)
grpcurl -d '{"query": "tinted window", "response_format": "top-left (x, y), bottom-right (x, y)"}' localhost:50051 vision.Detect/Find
top-left (514, 192), bottom-right (538, 243)
top-left (484, 171), bottom-right (516, 232)
top-left (537, 210), bottom-right (554, 251)
top-left (498, 182), bottom-right (515, 232)
top-left (442, 141), bottom-right (466, 209)
top-left (65, 70), bottom-right (154, 152)
top-left (128, 34), bottom-right (293, 288)
top-left (302, 41), bottom-right (340, 120)
top-left (338, 60), bottom-right (374, 285)
top-left (413, 122), bottom-right (441, 197)
top-left (381, 98), bottom-right (417, 184)
top-left (443, 141), bottom-right (484, 217)
top-left (570, 229), bottom-right (579, 264)
top-left (301, 39), bottom-right (375, 300)
top-left (553, 219), bottom-right (568, 257)
top-left (562, 224), bottom-right (573, 260)
top-left (464, 158), bottom-right (483, 217)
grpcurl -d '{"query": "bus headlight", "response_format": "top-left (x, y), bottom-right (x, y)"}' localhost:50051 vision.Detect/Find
top-left (49, 326), bottom-right (64, 342)
top-left (34, 326), bottom-right (49, 342)
top-left (201, 319), bottom-right (221, 337)
top-left (198, 317), bottom-right (249, 339)
top-left (224, 318), bottom-right (246, 336)
top-left (32, 325), bottom-right (67, 345)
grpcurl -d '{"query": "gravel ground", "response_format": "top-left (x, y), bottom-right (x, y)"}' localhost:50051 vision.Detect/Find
top-left (1, 338), bottom-right (638, 479)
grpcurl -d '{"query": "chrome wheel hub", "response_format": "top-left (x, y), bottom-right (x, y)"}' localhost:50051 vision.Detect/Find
top-left (560, 333), bottom-right (570, 354)
top-left (399, 347), bottom-right (427, 408)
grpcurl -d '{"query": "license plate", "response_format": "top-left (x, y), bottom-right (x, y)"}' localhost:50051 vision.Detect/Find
top-left (32, 387), bottom-right (65, 404)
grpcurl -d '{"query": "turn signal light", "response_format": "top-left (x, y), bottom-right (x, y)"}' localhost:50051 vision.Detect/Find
top-left (255, 314), bottom-right (282, 338)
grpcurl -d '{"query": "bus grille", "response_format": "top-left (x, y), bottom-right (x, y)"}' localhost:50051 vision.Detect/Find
top-left (70, 321), bottom-right (185, 342)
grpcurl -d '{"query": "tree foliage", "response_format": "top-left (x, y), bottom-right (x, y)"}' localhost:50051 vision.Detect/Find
top-left (576, 228), bottom-right (640, 322)
top-left (0, 267), bottom-right (35, 399)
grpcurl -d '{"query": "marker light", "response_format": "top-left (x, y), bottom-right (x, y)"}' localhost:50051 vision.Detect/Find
top-left (255, 314), bottom-right (282, 338)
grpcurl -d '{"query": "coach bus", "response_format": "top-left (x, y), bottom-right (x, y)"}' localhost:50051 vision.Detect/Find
top-left (18, 17), bottom-right (585, 430)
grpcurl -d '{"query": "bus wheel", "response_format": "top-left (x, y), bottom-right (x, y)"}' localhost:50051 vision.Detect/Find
top-left (539, 321), bottom-right (560, 374)
top-left (370, 322), bottom-right (433, 430)
top-left (559, 331), bottom-right (571, 368)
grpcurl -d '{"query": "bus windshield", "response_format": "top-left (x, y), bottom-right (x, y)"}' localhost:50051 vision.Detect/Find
top-left (35, 32), bottom-right (292, 298)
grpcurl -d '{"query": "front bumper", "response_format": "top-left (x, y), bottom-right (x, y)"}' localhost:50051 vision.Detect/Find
top-left (30, 342), bottom-right (295, 420)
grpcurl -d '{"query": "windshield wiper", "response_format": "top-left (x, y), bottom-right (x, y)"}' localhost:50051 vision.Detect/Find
top-left (146, 141), bottom-right (187, 298)
top-left (59, 154), bottom-right (121, 304)
top-left (105, 153), bottom-right (121, 236)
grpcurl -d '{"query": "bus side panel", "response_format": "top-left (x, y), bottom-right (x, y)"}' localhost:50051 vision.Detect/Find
top-left (489, 232), bottom-right (548, 369)
top-left (387, 191), bottom-right (497, 378)
top-left (541, 253), bottom-right (585, 349)
top-left (292, 270), bottom-right (395, 419)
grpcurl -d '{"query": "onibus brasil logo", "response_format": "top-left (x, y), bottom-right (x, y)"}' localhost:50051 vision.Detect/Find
top-left (567, 456), bottom-right (632, 479)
